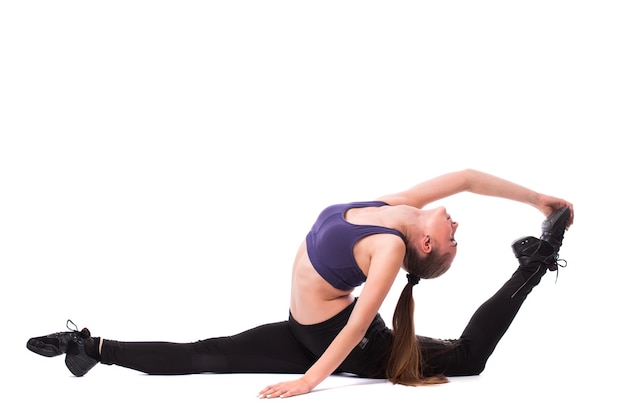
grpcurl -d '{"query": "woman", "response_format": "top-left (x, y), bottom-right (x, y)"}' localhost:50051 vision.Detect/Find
top-left (27, 169), bottom-right (574, 398)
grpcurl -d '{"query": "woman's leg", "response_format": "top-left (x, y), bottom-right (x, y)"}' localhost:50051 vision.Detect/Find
top-left (419, 262), bottom-right (550, 377)
top-left (98, 321), bottom-right (317, 375)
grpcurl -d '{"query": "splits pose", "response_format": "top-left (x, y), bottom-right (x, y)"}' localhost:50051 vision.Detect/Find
top-left (27, 169), bottom-right (574, 398)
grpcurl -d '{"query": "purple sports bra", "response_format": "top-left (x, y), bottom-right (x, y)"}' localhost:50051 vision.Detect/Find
top-left (305, 201), bottom-right (407, 290)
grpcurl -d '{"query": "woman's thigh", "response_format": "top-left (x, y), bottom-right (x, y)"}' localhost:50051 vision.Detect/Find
top-left (193, 321), bottom-right (317, 374)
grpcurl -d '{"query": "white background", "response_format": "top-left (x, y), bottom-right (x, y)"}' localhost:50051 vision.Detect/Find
top-left (1, 1), bottom-right (624, 416)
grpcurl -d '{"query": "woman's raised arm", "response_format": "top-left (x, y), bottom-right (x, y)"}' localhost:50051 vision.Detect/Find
top-left (380, 169), bottom-right (574, 227)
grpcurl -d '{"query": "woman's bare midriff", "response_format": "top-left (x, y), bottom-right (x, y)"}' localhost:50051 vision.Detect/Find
top-left (289, 241), bottom-right (356, 325)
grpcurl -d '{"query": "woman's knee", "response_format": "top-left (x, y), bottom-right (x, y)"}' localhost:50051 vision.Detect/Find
top-left (423, 338), bottom-right (488, 377)
top-left (454, 360), bottom-right (486, 376)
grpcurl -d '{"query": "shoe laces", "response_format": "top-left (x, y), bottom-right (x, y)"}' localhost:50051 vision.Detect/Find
top-left (548, 257), bottom-right (568, 282)
top-left (66, 319), bottom-right (91, 338)
top-left (66, 319), bottom-right (78, 332)
top-left (511, 256), bottom-right (568, 298)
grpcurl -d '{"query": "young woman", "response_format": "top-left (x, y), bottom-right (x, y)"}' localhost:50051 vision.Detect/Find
top-left (27, 169), bottom-right (574, 399)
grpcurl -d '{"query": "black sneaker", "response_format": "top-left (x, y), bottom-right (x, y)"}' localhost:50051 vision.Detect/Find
top-left (65, 334), bottom-right (99, 377)
top-left (540, 205), bottom-right (571, 250)
top-left (27, 320), bottom-right (91, 358)
top-left (512, 206), bottom-right (571, 271)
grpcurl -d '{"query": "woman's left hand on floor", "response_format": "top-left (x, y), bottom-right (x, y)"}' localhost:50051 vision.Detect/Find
top-left (258, 377), bottom-right (313, 399)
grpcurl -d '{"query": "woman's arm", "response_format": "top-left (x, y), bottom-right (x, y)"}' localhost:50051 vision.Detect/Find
top-left (380, 168), bottom-right (574, 227)
top-left (258, 235), bottom-right (406, 399)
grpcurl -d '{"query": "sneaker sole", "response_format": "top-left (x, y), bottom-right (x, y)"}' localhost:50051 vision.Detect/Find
top-left (65, 352), bottom-right (98, 377)
top-left (26, 339), bottom-right (62, 357)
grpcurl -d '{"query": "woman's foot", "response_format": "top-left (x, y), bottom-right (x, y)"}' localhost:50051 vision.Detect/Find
top-left (512, 206), bottom-right (571, 270)
top-left (27, 320), bottom-right (91, 357)
top-left (540, 205), bottom-right (571, 250)
top-left (65, 334), bottom-right (99, 377)
top-left (27, 320), bottom-right (100, 377)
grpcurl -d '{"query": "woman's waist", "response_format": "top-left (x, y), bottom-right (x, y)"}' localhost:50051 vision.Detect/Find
top-left (289, 291), bottom-right (355, 325)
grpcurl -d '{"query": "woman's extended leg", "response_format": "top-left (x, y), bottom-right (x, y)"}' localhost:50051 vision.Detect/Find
top-left (100, 321), bottom-right (316, 375)
top-left (28, 320), bottom-right (317, 377)
top-left (419, 262), bottom-right (550, 377)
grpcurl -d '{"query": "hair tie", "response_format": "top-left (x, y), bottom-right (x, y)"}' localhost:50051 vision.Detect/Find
top-left (407, 273), bottom-right (421, 286)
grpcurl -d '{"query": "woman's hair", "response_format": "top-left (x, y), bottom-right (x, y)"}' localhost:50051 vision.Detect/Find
top-left (386, 245), bottom-right (452, 386)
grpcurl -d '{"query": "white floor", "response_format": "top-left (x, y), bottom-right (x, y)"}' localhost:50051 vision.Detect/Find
top-left (11, 347), bottom-right (623, 416)
top-left (2, 1), bottom-right (625, 416)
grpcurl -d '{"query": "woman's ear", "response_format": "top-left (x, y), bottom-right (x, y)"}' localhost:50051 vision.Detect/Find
top-left (420, 234), bottom-right (433, 254)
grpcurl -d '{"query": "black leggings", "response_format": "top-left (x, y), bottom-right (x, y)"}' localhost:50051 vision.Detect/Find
top-left (100, 262), bottom-right (548, 378)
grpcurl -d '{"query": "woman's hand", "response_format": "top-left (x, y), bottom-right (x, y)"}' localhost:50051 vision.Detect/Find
top-left (536, 194), bottom-right (575, 229)
top-left (258, 377), bottom-right (313, 399)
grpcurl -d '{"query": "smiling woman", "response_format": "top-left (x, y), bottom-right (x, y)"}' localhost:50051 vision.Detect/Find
top-left (26, 169), bottom-right (573, 399)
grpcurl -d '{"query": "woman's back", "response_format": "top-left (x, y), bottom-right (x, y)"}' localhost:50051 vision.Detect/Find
top-left (289, 203), bottom-right (409, 324)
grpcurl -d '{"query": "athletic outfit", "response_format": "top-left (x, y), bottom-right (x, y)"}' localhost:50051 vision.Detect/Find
top-left (100, 201), bottom-right (550, 378)
top-left (306, 201), bottom-right (405, 290)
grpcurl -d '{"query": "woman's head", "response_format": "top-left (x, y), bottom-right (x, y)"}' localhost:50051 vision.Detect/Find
top-left (386, 207), bottom-right (457, 386)
top-left (404, 206), bottom-right (458, 279)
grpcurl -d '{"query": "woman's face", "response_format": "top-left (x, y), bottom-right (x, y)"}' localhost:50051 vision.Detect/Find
top-left (426, 206), bottom-right (459, 260)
